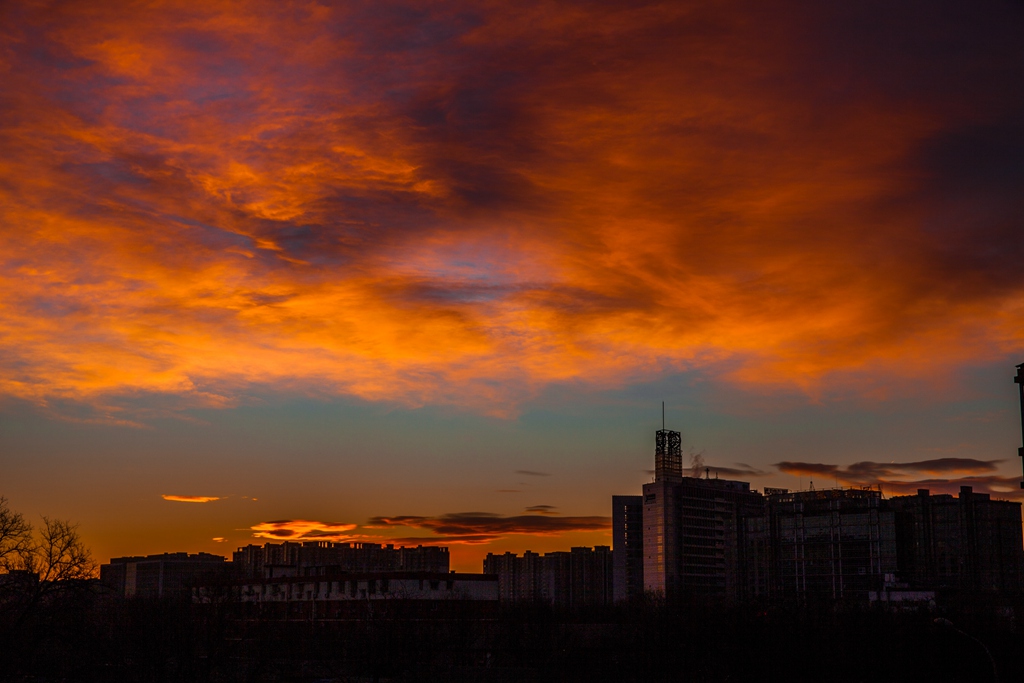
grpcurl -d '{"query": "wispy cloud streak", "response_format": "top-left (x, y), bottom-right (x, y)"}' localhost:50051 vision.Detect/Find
top-left (162, 495), bottom-right (220, 503)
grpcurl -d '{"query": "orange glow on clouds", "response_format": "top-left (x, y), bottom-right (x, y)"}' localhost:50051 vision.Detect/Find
top-left (250, 520), bottom-right (359, 542)
top-left (245, 512), bottom-right (611, 548)
top-left (162, 495), bottom-right (220, 503)
top-left (1, 0), bottom-right (1022, 424)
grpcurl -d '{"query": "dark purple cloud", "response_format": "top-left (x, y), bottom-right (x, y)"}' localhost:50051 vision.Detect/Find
top-left (366, 511), bottom-right (610, 544)
top-left (774, 459), bottom-right (1020, 499)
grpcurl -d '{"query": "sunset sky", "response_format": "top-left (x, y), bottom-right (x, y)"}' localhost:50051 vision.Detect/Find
top-left (2, 0), bottom-right (1023, 572)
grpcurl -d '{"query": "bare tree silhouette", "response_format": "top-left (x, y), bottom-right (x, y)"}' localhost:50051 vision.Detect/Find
top-left (0, 497), bottom-right (96, 679)
top-left (0, 497), bottom-right (32, 571)
top-left (22, 516), bottom-right (95, 584)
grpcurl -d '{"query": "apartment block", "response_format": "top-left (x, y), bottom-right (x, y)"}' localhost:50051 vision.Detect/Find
top-left (483, 546), bottom-right (613, 606)
top-left (891, 487), bottom-right (1024, 594)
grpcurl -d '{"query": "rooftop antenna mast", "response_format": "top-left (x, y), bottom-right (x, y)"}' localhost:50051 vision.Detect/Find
top-left (662, 401), bottom-right (665, 431)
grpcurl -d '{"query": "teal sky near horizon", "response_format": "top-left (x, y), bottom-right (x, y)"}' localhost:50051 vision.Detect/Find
top-left (4, 359), bottom-right (1022, 572)
top-left (1, 0), bottom-right (1023, 573)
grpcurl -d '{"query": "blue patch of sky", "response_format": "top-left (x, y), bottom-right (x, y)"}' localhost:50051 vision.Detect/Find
top-left (403, 282), bottom-right (515, 305)
top-left (533, 362), bottom-right (1024, 474)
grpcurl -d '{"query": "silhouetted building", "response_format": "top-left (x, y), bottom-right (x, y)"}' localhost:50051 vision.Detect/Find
top-left (643, 475), bottom-right (764, 600)
top-left (613, 428), bottom-right (765, 602)
top-left (613, 424), bottom-right (1024, 605)
top-left (570, 546), bottom-right (614, 605)
top-left (612, 495), bottom-right (644, 602)
top-left (629, 428), bottom-right (764, 601)
top-left (751, 488), bottom-right (897, 603)
top-left (233, 541), bottom-right (449, 578)
top-left (100, 552), bottom-right (227, 599)
top-left (198, 571), bottom-right (497, 620)
top-left (483, 546), bottom-right (612, 606)
top-left (1016, 362), bottom-right (1024, 488)
top-left (891, 487), bottom-right (1024, 594)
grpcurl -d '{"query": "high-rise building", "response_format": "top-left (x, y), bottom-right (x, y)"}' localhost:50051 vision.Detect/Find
top-left (642, 474), bottom-right (764, 600)
top-left (616, 427), bottom-right (764, 601)
top-left (612, 425), bottom-right (1024, 605)
top-left (1015, 362), bottom-right (1024, 489)
top-left (890, 487), bottom-right (1023, 594)
top-left (611, 495), bottom-right (644, 602)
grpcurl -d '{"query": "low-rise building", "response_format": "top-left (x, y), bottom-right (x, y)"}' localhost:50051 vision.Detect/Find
top-left (232, 541), bottom-right (449, 579)
top-left (197, 571), bottom-right (498, 620)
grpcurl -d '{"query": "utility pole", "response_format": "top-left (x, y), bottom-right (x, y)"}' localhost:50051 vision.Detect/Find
top-left (1016, 363), bottom-right (1024, 489)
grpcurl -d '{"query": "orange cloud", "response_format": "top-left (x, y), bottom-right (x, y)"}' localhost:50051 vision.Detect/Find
top-left (162, 495), bottom-right (220, 503)
top-left (250, 520), bottom-right (359, 542)
top-left (1, 1), bottom-right (1021, 420)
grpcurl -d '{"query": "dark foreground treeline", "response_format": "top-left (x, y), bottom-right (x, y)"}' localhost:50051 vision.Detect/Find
top-left (2, 590), bottom-right (1023, 683)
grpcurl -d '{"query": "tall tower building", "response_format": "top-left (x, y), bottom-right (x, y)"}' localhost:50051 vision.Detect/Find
top-left (654, 428), bottom-right (682, 483)
top-left (643, 427), bottom-right (683, 596)
top-left (640, 426), bottom-right (764, 600)
top-left (612, 495), bottom-right (644, 602)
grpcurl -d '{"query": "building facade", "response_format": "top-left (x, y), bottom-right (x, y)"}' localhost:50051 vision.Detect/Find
top-left (100, 552), bottom-right (228, 599)
top-left (627, 428), bottom-right (765, 601)
top-left (890, 487), bottom-right (1024, 594)
top-left (641, 475), bottom-right (764, 600)
top-left (232, 541), bottom-right (449, 579)
top-left (753, 488), bottom-right (897, 603)
top-left (199, 571), bottom-right (498, 620)
top-left (612, 495), bottom-right (644, 602)
top-left (483, 546), bottom-right (613, 606)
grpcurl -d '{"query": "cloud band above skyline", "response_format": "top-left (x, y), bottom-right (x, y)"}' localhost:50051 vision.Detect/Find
top-left (774, 458), bottom-right (1021, 499)
top-left (1, 1), bottom-right (1022, 424)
